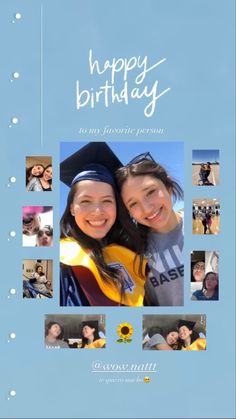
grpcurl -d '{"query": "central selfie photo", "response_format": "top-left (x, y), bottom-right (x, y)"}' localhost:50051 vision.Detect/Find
top-left (60, 141), bottom-right (184, 306)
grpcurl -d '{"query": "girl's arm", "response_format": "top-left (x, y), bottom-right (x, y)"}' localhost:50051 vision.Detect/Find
top-left (26, 177), bottom-right (37, 191)
top-left (154, 343), bottom-right (173, 350)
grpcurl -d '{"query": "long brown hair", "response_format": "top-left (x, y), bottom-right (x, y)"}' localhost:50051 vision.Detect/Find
top-left (116, 159), bottom-right (184, 249)
top-left (60, 182), bottom-right (145, 298)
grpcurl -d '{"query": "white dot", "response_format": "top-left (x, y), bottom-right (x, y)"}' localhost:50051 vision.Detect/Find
top-left (10, 288), bottom-right (16, 295)
top-left (13, 72), bottom-right (20, 79)
top-left (10, 176), bottom-right (16, 183)
top-left (9, 390), bottom-right (16, 397)
top-left (10, 333), bottom-right (16, 339)
top-left (15, 13), bottom-right (22, 20)
top-left (11, 117), bottom-right (18, 125)
top-left (9, 231), bottom-right (16, 237)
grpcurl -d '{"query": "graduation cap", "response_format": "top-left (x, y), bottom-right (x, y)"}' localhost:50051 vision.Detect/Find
top-left (178, 320), bottom-right (196, 330)
top-left (60, 142), bottom-right (122, 187)
top-left (81, 320), bottom-right (99, 331)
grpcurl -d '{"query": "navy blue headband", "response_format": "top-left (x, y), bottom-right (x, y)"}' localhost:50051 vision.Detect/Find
top-left (71, 163), bottom-right (115, 187)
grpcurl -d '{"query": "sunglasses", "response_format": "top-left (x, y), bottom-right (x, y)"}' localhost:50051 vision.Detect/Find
top-left (128, 152), bottom-right (155, 165)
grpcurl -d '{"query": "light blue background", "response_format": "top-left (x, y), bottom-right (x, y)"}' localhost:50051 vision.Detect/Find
top-left (0, 1), bottom-right (235, 418)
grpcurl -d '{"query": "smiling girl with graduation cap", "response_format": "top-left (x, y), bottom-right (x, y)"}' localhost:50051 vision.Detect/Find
top-left (60, 142), bottom-right (147, 306)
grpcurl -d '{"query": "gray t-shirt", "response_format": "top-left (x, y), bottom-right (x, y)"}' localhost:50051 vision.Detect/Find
top-left (31, 273), bottom-right (48, 293)
top-left (143, 333), bottom-right (166, 350)
top-left (26, 177), bottom-right (43, 191)
top-left (45, 338), bottom-right (69, 349)
top-left (145, 214), bottom-right (184, 306)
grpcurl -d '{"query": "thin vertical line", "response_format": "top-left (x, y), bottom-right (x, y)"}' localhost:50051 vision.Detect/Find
top-left (40, 3), bottom-right (43, 146)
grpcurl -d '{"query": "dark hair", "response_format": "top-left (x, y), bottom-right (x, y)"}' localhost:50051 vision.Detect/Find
top-left (37, 225), bottom-right (53, 237)
top-left (40, 165), bottom-right (52, 184)
top-left (178, 323), bottom-right (199, 345)
top-left (202, 271), bottom-right (219, 294)
top-left (148, 326), bottom-right (178, 338)
top-left (45, 321), bottom-right (64, 339)
top-left (191, 260), bottom-right (205, 282)
top-left (35, 264), bottom-right (45, 276)
top-left (148, 326), bottom-right (180, 350)
top-left (60, 182), bottom-right (145, 300)
top-left (116, 159), bottom-right (183, 203)
top-left (26, 164), bottom-right (44, 184)
top-left (81, 323), bottom-right (101, 348)
top-left (190, 330), bottom-right (200, 344)
top-left (116, 159), bottom-right (183, 249)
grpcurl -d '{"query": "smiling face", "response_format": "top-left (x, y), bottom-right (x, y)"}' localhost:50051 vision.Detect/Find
top-left (43, 166), bottom-right (52, 182)
top-left (82, 325), bottom-right (95, 340)
top-left (193, 262), bottom-right (205, 282)
top-left (121, 175), bottom-right (176, 233)
top-left (178, 326), bottom-right (192, 341)
top-left (166, 331), bottom-right (179, 346)
top-left (70, 180), bottom-right (117, 240)
top-left (31, 165), bottom-right (44, 177)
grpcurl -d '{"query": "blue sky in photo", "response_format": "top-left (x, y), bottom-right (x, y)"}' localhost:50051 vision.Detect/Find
top-left (60, 141), bottom-right (184, 215)
top-left (192, 149), bottom-right (220, 163)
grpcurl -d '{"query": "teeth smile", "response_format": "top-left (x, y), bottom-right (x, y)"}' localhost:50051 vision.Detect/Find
top-left (146, 209), bottom-right (161, 220)
top-left (88, 220), bottom-right (106, 226)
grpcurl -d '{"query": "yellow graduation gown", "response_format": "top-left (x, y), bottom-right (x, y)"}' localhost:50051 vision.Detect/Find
top-left (60, 238), bottom-right (147, 306)
top-left (181, 338), bottom-right (206, 351)
top-left (83, 338), bottom-right (106, 348)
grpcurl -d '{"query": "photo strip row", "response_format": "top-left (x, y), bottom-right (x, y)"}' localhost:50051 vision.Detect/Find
top-left (25, 149), bottom-right (220, 192)
top-left (22, 251), bottom-right (219, 302)
top-left (44, 314), bottom-right (206, 351)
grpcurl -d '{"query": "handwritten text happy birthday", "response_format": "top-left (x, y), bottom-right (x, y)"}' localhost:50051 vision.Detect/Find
top-left (76, 50), bottom-right (171, 118)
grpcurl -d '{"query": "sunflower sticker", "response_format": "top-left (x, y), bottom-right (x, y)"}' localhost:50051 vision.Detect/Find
top-left (116, 323), bottom-right (133, 343)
